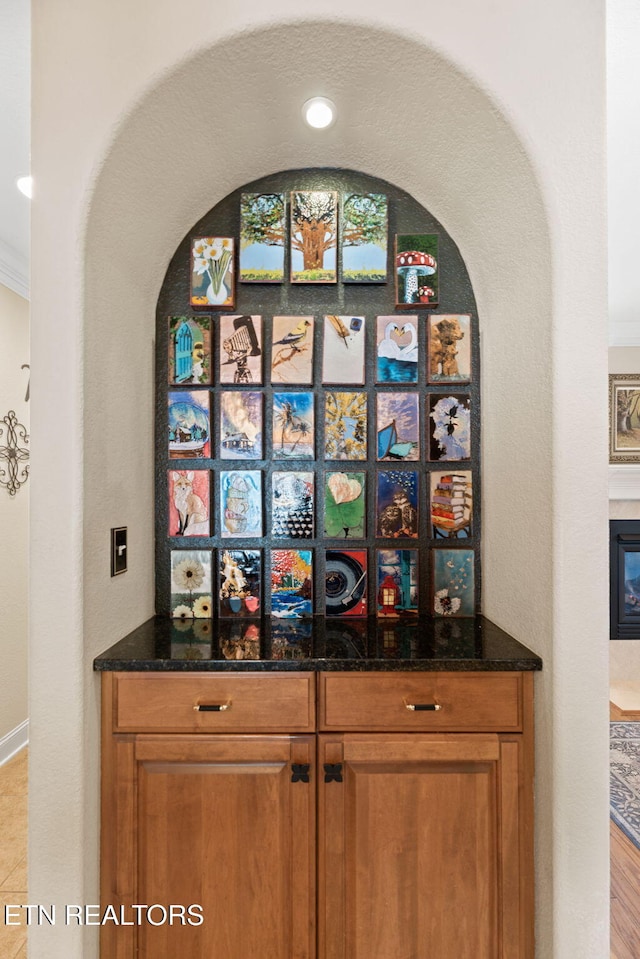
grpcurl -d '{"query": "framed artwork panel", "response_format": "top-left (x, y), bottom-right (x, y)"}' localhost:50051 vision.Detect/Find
top-left (376, 470), bottom-right (419, 539)
top-left (191, 237), bottom-right (234, 308)
top-left (218, 549), bottom-right (262, 617)
top-left (271, 549), bottom-right (313, 617)
top-left (219, 315), bottom-right (263, 385)
top-left (168, 470), bottom-right (211, 537)
top-left (428, 315), bottom-right (471, 383)
top-left (271, 316), bottom-right (314, 384)
top-left (324, 391), bottom-right (367, 461)
top-left (272, 471), bottom-right (314, 538)
top-left (219, 471), bottom-right (262, 538)
top-left (377, 392), bottom-right (419, 461)
top-left (273, 392), bottom-right (315, 459)
top-left (610, 374), bottom-right (640, 463)
top-left (341, 193), bottom-right (388, 283)
top-left (376, 316), bottom-right (418, 384)
top-left (430, 471), bottom-right (472, 539)
top-left (220, 391), bottom-right (263, 460)
top-left (325, 472), bottom-right (366, 539)
top-left (322, 315), bottom-right (366, 385)
top-left (290, 191), bottom-right (337, 283)
top-left (325, 549), bottom-right (368, 617)
top-left (432, 549), bottom-right (475, 617)
top-left (168, 315), bottom-right (212, 385)
top-left (168, 390), bottom-right (210, 460)
top-left (395, 235), bottom-right (438, 307)
top-left (239, 193), bottom-right (285, 283)
top-left (427, 394), bottom-right (471, 461)
top-left (170, 549), bottom-right (213, 619)
top-left (376, 549), bottom-right (418, 617)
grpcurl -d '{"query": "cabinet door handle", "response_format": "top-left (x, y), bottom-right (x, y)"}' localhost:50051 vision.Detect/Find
top-left (404, 702), bottom-right (442, 711)
top-left (193, 702), bottom-right (232, 712)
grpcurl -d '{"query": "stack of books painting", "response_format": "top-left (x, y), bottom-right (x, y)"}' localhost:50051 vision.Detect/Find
top-left (430, 472), bottom-right (472, 539)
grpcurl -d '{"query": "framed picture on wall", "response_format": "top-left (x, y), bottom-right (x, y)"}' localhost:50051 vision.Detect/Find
top-left (610, 374), bottom-right (640, 463)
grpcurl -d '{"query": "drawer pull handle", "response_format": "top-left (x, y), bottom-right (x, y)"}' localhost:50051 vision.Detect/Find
top-left (193, 703), bottom-right (232, 712)
top-left (405, 703), bottom-right (442, 712)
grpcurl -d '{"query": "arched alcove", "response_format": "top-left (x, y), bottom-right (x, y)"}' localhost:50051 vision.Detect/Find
top-left (30, 17), bottom-right (613, 959)
top-left (82, 20), bottom-right (553, 645)
top-left (77, 25), bottom-right (555, 950)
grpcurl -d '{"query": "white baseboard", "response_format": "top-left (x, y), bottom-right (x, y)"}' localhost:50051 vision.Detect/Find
top-left (0, 719), bottom-right (29, 766)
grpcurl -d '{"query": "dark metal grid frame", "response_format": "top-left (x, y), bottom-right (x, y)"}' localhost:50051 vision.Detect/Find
top-left (156, 168), bottom-right (481, 618)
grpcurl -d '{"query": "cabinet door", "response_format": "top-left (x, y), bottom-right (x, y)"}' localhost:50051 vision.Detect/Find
top-left (318, 733), bottom-right (527, 959)
top-left (102, 734), bottom-right (315, 959)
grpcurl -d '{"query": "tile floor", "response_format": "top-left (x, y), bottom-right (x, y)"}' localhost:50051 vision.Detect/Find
top-left (0, 749), bottom-right (27, 959)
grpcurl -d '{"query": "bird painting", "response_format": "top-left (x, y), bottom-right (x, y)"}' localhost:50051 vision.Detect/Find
top-left (273, 318), bottom-right (311, 348)
top-left (272, 317), bottom-right (314, 384)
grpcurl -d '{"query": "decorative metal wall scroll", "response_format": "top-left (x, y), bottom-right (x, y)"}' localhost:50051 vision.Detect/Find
top-left (0, 411), bottom-right (30, 496)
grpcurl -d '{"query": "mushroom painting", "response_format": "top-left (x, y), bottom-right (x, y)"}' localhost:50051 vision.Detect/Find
top-left (395, 234), bottom-right (439, 307)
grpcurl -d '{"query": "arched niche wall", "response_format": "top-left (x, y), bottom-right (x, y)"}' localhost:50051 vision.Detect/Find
top-left (156, 168), bottom-right (483, 617)
top-left (82, 21), bottom-right (553, 648)
top-left (33, 18), bottom-right (601, 959)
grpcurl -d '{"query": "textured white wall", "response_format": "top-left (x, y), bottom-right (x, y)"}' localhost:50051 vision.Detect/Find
top-left (608, 0), bottom-right (640, 346)
top-left (0, 282), bottom-right (28, 747)
top-left (30, 3), bottom-right (609, 957)
top-left (609, 346), bottom-right (640, 374)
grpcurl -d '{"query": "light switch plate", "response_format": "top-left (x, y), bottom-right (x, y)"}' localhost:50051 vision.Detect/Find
top-left (111, 527), bottom-right (128, 576)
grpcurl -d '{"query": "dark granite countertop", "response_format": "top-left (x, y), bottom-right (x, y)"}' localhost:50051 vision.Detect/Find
top-left (93, 616), bottom-right (542, 672)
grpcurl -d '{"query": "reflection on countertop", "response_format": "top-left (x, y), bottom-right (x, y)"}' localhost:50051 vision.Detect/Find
top-left (93, 616), bottom-right (542, 672)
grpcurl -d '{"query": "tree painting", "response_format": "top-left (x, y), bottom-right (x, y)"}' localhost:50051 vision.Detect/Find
top-left (290, 191), bottom-right (338, 283)
top-left (617, 389), bottom-right (640, 437)
top-left (273, 392), bottom-right (315, 459)
top-left (342, 193), bottom-right (388, 282)
top-left (271, 549), bottom-right (313, 618)
top-left (325, 391), bottom-right (367, 460)
top-left (240, 193), bottom-right (285, 282)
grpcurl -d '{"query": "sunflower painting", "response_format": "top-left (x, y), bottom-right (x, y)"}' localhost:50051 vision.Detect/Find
top-left (170, 549), bottom-right (213, 619)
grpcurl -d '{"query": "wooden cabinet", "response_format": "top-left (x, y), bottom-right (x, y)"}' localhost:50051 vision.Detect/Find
top-left (101, 673), bottom-right (316, 959)
top-left (101, 670), bottom-right (534, 959)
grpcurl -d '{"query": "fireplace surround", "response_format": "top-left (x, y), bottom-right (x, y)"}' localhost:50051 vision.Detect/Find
top-left (610, 520), bottom-right (640, 639)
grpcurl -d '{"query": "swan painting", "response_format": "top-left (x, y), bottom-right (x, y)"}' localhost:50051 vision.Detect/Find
top-left (376, 315), bottom-right (418, 383)
top-left (398, 323), bottom-right (418, 362)
top-left (378, 322), bottom-right (403, 358)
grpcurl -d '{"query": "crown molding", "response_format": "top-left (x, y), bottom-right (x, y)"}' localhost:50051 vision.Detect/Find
top-left (610, 465), bottom-right (640, 499)
top-left (0, 238), bottom-right (29, 301)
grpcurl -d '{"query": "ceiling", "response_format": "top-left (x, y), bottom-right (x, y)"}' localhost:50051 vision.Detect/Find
top-left (0, 0), bottom-right (30, 299)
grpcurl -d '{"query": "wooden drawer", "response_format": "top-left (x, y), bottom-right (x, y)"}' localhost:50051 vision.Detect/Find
top-left (318, 671), bottom-right (523, 732)
top-left (109, 672), bottom-right (316, 733)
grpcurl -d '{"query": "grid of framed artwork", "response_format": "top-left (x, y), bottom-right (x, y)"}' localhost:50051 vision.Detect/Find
top-left (157, 170), bottom-right (481, 621)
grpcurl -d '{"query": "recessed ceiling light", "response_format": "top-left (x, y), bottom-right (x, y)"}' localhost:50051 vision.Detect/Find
top-left (16, 176), bottom-right (33, 199)
top-left (302, 97), bottom-right (336, 130)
